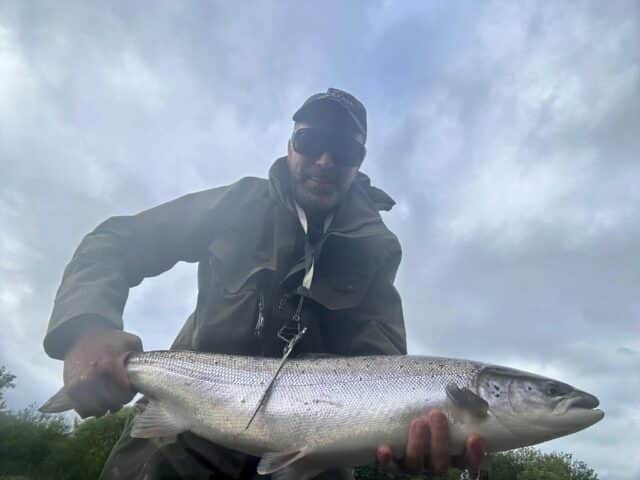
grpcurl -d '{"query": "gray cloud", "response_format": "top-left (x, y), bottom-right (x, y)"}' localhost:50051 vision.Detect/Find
top-left (1, 1), bottom-right (638, 478)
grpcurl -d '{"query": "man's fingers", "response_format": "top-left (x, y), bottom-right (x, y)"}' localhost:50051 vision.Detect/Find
top-left (96, 374), bottom-right (134, 409)
top-left (403, 417), bottom-right (429, 473)
top-left (376, 444), bottom-right (393, 469)
top-left (66, 375), bottom-right (131, 418)
top-left (123, 332), bottom-right (143, 353)
top-left (379, 410), bottom-right (487, 476)
top-left (98, 353), bottom-right (134, 393)
top-left (67, 385), bottom-right (111, 418)
top-left (426, 410), bottom-right (451, 473)
top-left (451, 433), bottom-right (488, 474)
top-left (86, 350), bottom-right (137, 396)
top-left (61, 328), bottom-right (142, 418)
top-left (464, 433), bottom-right (487, 474)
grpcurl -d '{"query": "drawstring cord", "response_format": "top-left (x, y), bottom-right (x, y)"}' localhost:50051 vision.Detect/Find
top-left (253, 293), bottom-right (265, 337)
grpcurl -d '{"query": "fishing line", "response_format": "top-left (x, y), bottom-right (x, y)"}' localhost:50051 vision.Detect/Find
top-left (245, 203), bottom-right (333, 430)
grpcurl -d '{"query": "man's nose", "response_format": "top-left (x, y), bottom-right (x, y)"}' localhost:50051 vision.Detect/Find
top-left (314, 151), bottom-right (335, 168)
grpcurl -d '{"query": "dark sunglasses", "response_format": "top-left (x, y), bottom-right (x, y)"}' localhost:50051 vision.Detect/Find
top-left (291, 127), bottom-right (366, 167)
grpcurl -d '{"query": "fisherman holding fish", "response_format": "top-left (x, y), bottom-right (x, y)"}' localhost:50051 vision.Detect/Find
top-left (44, 89), bottom-right (487, 478)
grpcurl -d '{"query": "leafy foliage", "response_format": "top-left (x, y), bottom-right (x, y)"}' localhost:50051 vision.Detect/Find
top-left (354, 448), bottom-right (598, 480)
top-left (0, 405), bottom-right (69, 478)
top-left (0, 366), bottom-right (132, 479)
top-left (0, 404), bottom-right (131, 480)
top-left (489, 448), bottom-right (598, 480)
top-left (0, 366), bottom-right (16, 411)
top-left (355, 465), bottom-right (462, 479)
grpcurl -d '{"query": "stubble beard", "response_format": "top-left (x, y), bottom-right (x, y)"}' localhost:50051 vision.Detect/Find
top-left (291, 176), bottom-right (342, 218)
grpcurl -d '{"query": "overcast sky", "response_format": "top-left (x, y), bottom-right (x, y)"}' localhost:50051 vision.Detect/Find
top-left (1, 1), bottom-right (639, 478)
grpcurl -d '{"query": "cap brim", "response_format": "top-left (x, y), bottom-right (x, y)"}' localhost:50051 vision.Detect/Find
top-left (293, 98), bottom-right (366, 140)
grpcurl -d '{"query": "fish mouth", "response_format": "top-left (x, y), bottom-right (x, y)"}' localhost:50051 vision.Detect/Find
top-left (553, 392), bottom-right (601, 416)
top-left (571, 392), bottom-right (599, 409)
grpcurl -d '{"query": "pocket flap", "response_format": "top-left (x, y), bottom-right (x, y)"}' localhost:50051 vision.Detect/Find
top-left (309, 237), bottom-right (379, 310)
top-left (207, 228), bottom-right (276, 294)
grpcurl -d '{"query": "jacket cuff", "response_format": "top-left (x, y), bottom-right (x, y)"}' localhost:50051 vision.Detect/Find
top-left (43, 315), bottom-right (119, 360)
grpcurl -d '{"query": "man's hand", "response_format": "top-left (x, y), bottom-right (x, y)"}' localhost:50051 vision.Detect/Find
top-left (376, 410), bottom-right (486, 475)
top-left (63, 327), bottom-right (143, 418)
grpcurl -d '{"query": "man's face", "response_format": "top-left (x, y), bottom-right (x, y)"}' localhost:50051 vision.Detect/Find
top-left (287, 120), bottom-right (363, 216)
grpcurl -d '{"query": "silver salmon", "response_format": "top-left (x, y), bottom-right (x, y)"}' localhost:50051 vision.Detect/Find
top-left (41, 351), bottom-right (604, 479)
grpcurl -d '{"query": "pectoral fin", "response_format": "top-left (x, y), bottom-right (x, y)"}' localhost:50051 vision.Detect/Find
top-left (257, 448), bottom-right (307, 475)
top-left (258, 448), bottom-right (323, 479)
top-left (271, 466), bottom-right (324, 480)
top-left (130, 401), bottom-right (186, 438)
top-left (446, 383), bottom-right (489, 417)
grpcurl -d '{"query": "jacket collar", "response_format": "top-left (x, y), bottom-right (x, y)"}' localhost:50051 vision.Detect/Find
top-left (268, 156), bottom-right (396, 238)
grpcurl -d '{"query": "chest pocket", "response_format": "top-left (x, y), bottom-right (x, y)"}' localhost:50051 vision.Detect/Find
top-left (309, 236), bottom-right (379, 311)
top-left (196, 228), bottom-right (276, 353)
top-left (207, 229), bottom-right (276, 296)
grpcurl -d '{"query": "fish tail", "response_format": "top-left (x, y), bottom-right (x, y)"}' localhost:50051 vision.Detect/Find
top-left (39, 387), bottom-right (74, 413)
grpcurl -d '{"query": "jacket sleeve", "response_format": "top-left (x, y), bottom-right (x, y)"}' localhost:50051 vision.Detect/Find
top-left (330, 245), bottom-right (407, 356)
top-left (44, 185), bottom-right (233, 359)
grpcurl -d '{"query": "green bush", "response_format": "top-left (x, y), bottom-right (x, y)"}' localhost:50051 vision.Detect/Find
top-left (354, 448), bottom-right (598, 480)
top-left (0, 406), bottom-right (69, 478)
top-left (0, 405), bottom-right (131, 480)
top-left (0, 367), bottom-right (16, 412)
top-left (484, 448), bottom-right (597, 480)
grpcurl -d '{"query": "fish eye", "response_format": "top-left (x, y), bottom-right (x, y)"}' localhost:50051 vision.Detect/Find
top-left (544, 381), bottom-right (571, 397)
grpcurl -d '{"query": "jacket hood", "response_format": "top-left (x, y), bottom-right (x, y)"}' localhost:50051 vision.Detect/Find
top-left (268, 156), bottom-right (395, 212)
top-left (267, 156), bottom-right (396, 237)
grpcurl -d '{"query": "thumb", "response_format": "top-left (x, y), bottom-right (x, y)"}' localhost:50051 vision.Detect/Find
top-left (96, 351), bottom-right (135, 393)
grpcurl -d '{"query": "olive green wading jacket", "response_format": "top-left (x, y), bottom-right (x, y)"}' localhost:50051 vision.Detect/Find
top-left (44, 156), bottom-right (407, 479)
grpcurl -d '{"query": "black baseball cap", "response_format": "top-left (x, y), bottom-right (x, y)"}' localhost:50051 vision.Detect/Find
top-left (293, 88), bottom-right (367, 144)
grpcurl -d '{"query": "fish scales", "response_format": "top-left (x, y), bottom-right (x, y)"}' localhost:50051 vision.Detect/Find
top-left (126, 352), bottom-right (483, 459)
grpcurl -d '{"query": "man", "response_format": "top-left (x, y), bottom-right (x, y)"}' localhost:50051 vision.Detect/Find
top-left (44, 88), bottom-right (485, 479)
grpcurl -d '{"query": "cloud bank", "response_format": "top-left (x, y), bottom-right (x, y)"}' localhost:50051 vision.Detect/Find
top-left (1, 1), bottom-right (638, 478)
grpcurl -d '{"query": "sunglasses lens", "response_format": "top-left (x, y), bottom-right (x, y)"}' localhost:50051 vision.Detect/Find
top-left (333, 137), bottom-right (365, 167)
top-left (293, 129), bottom-right (325, 158)
top-left (293, 128), bottom-right (365, 167)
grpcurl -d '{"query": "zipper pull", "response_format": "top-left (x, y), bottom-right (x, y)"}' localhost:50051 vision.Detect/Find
top-left (277, 293), bottom-right (290, 311)
top-left (254, 293), bottom-right (265, 337)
